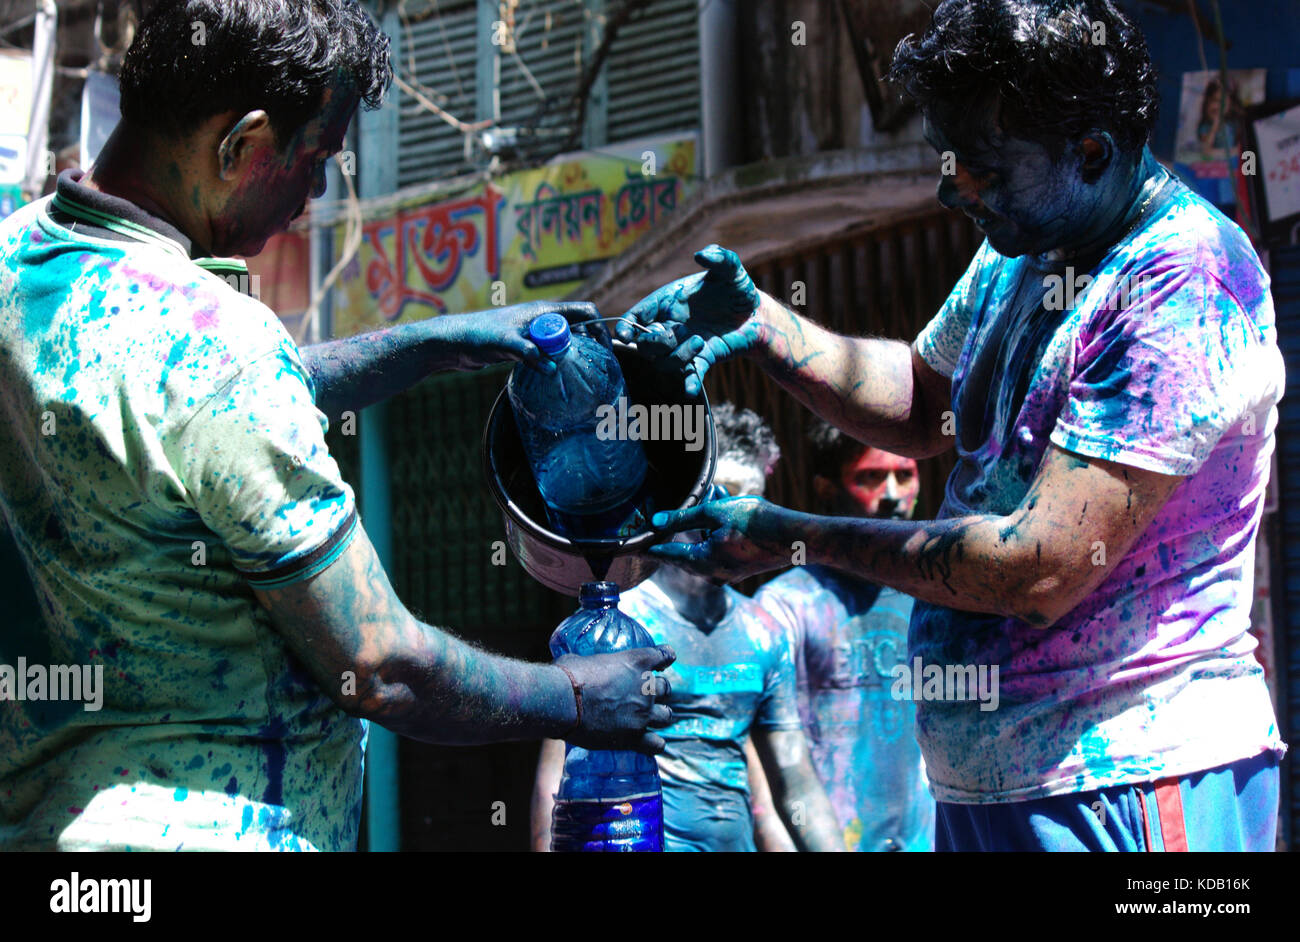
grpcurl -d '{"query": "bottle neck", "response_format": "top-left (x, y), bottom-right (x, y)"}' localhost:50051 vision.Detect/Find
top-left (577, 581), bottom-right (621, 610)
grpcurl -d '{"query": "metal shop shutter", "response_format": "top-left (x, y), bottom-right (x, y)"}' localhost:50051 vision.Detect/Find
top-left (396, 0), bottom-right (481, 189)
top-left (605, 0), bottom-right (700, 144)
top-left (496, 0), bottom-right (590, 163)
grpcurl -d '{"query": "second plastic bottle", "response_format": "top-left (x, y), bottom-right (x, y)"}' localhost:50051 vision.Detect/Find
top-left (507, 314), bottom-right (648, 540)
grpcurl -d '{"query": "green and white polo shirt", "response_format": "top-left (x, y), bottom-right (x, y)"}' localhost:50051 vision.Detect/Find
top-left (0, 171), bottom-right (363, 851)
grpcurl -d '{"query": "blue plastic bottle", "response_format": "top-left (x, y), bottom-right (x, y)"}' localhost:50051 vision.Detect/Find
top-left (550, 581), bottom-right (664, 852)
top-left (508, 314), bottom-right (649, 540)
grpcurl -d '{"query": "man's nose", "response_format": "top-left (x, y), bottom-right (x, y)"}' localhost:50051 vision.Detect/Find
top-left (884, 474), bottom-right (900, 500)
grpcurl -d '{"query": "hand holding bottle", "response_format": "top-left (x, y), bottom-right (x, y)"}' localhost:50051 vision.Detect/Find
top-left (554, 645), bottom-right (675, 753)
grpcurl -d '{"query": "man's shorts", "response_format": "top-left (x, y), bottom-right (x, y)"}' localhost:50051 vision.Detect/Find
top-left (934, 751), bottom-right (1279, 851)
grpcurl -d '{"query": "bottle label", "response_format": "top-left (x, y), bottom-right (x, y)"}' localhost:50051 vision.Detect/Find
top-left (550, 793), bottom-right (664, 852)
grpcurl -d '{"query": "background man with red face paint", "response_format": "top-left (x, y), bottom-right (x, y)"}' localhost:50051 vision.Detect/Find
top-left (750, 423), bottom-right (935, 852)
top-left (0, 0), bottom-right (672, 851)
top-left (622, 0), bottom-right (1285, 851)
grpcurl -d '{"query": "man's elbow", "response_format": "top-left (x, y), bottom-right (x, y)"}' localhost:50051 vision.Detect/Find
top-left (1009, 565), bottom-right (1091, 630)
top-left (333, 656), bottom-right (420, 724)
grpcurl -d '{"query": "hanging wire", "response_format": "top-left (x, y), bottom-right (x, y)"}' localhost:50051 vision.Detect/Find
top-left (1186, 0), bottom-right (1209, 72)
top-left (300, 151), bottom-right (365, 344)
top-left (395, 67), bottom-right (492, 135)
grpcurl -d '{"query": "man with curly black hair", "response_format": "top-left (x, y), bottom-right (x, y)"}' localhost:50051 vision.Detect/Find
top-left (0, 0), bottom-right (673, 851)
top-left (620, 0), bottom-right (1284, 851)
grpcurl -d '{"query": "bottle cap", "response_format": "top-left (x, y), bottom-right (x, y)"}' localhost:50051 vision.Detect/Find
top-left (528, 313), bottom-right (572, 357)
top-left (578, 581), bottom-right (620, 606)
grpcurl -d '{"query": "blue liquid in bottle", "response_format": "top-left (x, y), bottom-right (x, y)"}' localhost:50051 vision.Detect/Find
top-left (550, 581), bottom-right (664, 852)
top-left (508, 314), bottom-right (649, 540)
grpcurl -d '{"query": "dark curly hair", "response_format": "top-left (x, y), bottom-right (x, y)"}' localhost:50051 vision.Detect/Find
top-left (890, 0), bottom-right (1158, 155)
top-left (806, 419), bottom-right (866, 482)
top-left (120, 0), bottom-right (392, 147)
top-left (712, 402), bottom-right (781, 478)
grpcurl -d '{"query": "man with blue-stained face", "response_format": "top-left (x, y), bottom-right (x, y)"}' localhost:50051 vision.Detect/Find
top-left (617, 0), bottom-right (1285, 852)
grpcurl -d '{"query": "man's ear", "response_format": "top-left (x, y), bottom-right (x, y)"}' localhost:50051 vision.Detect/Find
top-left (1077, 130), bottom-right (1115, 184)
top-left (217, 110), bottom-right (275, 181)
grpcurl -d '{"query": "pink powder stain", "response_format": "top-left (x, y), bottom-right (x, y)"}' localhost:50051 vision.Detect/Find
top-left (193, 309), bottom-right (220, 331)
top-left (30, 231), bottom-right (43, 244)
top-left (118, 265), bottom-right (171, 296)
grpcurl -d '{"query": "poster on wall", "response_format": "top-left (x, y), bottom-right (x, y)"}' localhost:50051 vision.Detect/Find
top-left (1173, 69), bottom-right (1267, 210)
top-left (0, 50), bottom-right (32, 221)
top-left (0, 50), bottom-right (32, 191)
top-left (329, 135), bottom-right (697, 340)
top-left (1252, 102), bottom-right (1300, 226)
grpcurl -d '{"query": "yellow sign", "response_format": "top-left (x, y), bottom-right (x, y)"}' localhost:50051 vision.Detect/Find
top-left (330, 137), bottom-right (696, 338)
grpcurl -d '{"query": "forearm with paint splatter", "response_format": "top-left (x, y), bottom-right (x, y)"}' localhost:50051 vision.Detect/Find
top-left (751, 294), bottom-right (952, 459)
top-left (300, 301), bottom-right (599, 422)
top-left (256, 524), bottom-right (577, 743)
top-left (300, 316), bottom-right (459, 422)
top-left (656, 445), bottom-right (1184, 629)
top-left (255, 523), bottom-right (673, 748)
top-left (796, 445), bottom-right (1183, 628)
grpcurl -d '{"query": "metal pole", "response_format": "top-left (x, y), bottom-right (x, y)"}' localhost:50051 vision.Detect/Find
top-left (360, 399), bottom-right (400, 851)
top-left (23, 0), bottom-right (56, 200)
top-left (698, 0), bottom-right (739, 178)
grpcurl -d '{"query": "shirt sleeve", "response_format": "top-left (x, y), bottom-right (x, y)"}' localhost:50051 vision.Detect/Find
top-left (1050, 264), bottom-right (1275, 476)
top-left (914, 240), bottom-right (991, 378)
top-left (754, 607), bottom-right (803, 732)
top-left (166, 339), bottom-right (357, 588)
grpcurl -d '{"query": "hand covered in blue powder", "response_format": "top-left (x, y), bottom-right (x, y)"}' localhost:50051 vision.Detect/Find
top-left (441, 300), bottom-right (601, 373)
top-left (556, 645), bottom-right (677, 753)
top-left (649, 495), bottom-right (793, 584)
top-left (615, 245), bottom-right (763, 396)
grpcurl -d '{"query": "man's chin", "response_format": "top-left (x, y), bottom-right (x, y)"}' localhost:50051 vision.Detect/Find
top-left (983, 228), bottom-right (1033, 258)
top-left (227, 234), bottom-right (272, 259)
top-left (983, 225), bottom-right (1061, 260)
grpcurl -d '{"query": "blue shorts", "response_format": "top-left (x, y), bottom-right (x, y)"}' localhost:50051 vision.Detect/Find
top-left (935, 752), bottom-right (1279, 852)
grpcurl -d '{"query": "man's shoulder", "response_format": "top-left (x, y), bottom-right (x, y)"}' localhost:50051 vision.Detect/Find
top-left (1116, 179), bottom-right (1267, 299)
top-left (720, 587), bottom-right (798, 663)
top-left (103, 251), bottom-right (300, 388)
